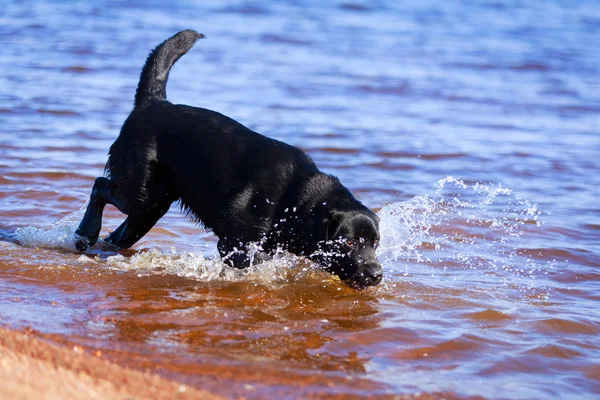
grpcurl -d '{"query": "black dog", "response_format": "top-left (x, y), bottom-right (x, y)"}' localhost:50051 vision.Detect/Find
top-left (75, 30), bottom-right (382, 288)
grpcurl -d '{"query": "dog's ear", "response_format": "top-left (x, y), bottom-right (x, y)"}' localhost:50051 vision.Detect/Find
top-left (324, 211), bottom-right (344, 242)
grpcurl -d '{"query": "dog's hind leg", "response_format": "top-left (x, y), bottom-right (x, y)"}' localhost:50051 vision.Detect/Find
top-left (104, 202), bottom-right (171, 249)
top-left (75, 177), bottom-right (112, 251)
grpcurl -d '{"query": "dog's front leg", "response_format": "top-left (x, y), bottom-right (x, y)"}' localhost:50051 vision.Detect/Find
top-left (74, 177), bottom-right (111, 251)
top-left (217, 238), bottom-right (251, 269)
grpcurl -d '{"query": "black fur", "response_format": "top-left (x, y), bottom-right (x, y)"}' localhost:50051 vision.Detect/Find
top-left (75, 30), bottom-right (383, 288)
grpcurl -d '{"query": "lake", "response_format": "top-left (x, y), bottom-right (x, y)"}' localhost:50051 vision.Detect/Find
top-left (1, 1), bottom-right (599, 398)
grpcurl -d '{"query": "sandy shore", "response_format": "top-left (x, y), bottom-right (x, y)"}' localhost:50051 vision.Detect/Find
top-left (0, 327), bottom-right (220, 400)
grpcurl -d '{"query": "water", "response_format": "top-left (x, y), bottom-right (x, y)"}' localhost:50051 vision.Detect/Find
top-left (1, 1), bottom-right (599, 398)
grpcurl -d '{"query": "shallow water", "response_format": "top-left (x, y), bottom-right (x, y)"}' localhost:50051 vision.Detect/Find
top-left (1, 1), bottom-right (599, 398)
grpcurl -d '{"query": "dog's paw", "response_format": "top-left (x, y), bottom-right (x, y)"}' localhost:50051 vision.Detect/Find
top-left (74, 235), bottom-right (90, 251)
top-left (99, 238), bottom-right (122, 251)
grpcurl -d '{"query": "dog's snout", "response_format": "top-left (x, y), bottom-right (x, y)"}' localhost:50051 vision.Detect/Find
top-left (364, 263), bottom-right (383, 285)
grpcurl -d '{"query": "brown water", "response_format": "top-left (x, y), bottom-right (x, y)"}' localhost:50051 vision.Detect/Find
top-left (1, 1), bottom-right (599, 398)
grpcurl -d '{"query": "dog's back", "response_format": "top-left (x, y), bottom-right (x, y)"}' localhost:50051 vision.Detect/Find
top-left (105, 30), bottom-right (321, 237)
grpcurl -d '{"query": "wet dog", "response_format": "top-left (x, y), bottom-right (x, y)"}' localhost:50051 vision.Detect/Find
top-left (75, 30), bottom-right (382, 288)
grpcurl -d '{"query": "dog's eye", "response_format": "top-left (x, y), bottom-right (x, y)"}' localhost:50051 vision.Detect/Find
top-left (373, 239), bottom-right (379, 248)
top-left (345, 239), bottom-right (354, 247)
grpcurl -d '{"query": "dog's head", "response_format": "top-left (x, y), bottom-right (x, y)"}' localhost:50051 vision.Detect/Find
top-left (314, 209), bottom-right (383, 289)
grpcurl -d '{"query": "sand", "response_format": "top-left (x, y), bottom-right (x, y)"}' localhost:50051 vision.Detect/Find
top-left (0, 327), bottom-right (221, 400)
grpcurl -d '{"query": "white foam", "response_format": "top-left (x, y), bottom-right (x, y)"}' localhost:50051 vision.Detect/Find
top-left (14, 207), bottom-right (86, 251)
top-left (98, 247), bottom-right (320, 284)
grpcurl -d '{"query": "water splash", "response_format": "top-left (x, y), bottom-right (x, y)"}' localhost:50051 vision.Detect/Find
top-left (14, 207), bottom-right (86, 251)
top-left (376, 176), bottom-right (546, 287)
top-left (12, 176), bottom-right (546, 288)
top-left (101, 248), bottom-right (310, 283)
top-left (377, 194), bottom-right (439, 265)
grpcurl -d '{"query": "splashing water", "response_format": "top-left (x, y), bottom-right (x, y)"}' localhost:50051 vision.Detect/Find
top-left (99, 247), bottom-right (318, 285)
top-left (14, 206), bottom-right (87, 251)
top-left (376, 176), bottom-right (546, 290)
top-left (13, 177), bottom-right (545, 288)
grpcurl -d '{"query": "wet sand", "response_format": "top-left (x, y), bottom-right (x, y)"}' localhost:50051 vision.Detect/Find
top-left (0, 327), bottom-right (220, 400)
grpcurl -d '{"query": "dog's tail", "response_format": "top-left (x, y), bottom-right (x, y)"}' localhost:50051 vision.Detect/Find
top-left (134, 29), bottom-right (204, 107)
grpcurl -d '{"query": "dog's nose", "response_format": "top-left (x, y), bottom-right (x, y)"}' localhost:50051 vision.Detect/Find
top-left (364, 263), bottom-right (383, 285)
